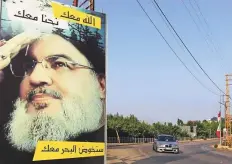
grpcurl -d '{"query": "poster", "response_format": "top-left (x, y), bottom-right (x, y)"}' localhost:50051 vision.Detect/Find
top-left (0, 0), bottom-right (106, 163)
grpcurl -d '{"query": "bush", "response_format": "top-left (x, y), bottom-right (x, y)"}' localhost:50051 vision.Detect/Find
top-left (214, 144), bottom-right (218, 148)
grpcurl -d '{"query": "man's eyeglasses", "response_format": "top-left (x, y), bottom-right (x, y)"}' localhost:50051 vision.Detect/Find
top-left (10, 55), bottom-right (94, 78)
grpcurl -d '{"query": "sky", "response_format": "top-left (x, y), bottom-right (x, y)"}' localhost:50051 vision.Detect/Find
top-left (55, 0), bottom-right (232, 124)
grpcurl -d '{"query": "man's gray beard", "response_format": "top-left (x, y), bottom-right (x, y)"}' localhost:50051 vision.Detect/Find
top-left (4, 77), bottom-right (103, 152)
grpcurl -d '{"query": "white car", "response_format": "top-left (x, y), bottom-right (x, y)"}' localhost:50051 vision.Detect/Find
top-left (153, 134), bottom-right (179, 154)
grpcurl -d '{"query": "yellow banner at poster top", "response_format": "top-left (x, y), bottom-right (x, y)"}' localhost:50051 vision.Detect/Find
top-left (51, 2), bottom-right (101, 29)
top-left (33, 141), bottom-right (105, 161)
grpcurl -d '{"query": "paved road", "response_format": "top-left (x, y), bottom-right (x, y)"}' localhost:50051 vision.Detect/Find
top-left (134, 140), bottom-right (232, 164)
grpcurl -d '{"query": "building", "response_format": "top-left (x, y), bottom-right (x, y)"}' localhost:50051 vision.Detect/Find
top-left (179, 125), bottom-right (197, 138)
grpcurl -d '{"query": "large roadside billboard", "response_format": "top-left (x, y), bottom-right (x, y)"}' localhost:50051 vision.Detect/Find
top-left (0, 0), bottom-right (106, 163)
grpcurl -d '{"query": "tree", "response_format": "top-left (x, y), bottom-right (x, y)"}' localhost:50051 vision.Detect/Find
top-left (123, 115), bottom-right (141, 137)
top-left (177, 118), bottom-right (184, 126)
top-left (107, 113), bottom-right (124, 143)
top-left (107, 113), bottom-right (215, 140)
top-left (139, 121), bottom-right (151, 138)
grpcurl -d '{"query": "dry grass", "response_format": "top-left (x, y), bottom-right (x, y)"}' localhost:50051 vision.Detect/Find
top-left (212, 144), bottom-right (232, 151)
top-left (107, 146), bottom-right (148, 164)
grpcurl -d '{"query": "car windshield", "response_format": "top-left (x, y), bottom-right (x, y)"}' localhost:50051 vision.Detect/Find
top-left (158, 135), bottom-right (175, 142)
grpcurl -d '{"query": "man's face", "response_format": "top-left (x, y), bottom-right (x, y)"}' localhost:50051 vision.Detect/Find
top-left (5, 34), bottom-right (104, 152)
top-left (20, 34), bottom-right (94, 114)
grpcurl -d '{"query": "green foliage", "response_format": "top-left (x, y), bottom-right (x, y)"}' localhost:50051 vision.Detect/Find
top-left (108, 115), bottom-right (191, 138)
top-left (107, 113), bottom-right (124, 132)
top-left (107, 114), bottom-right (223, 140)
top-left (214, 144), bottom-right (218, 148)
top-left (196, 119), bottom-right (222, 138)
top-left (177, 118), bottom-right (184, 126)
top-left (107, 113), bottom-right (124, 143)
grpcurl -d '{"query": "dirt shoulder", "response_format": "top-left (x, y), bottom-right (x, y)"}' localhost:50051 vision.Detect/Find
top-left (107, 145), bottom-right (148, 164)
top-left (212, 144), bottom-right (232, 152)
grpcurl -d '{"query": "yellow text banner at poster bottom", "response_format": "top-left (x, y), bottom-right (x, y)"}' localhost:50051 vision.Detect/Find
top-left (51, 1), bottom-right (101, 29)
top-left (33, 141), bottom-right (105, 161)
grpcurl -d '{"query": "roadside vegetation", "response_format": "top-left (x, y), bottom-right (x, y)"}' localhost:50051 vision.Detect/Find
top-left (107, 113), bottom-right (222, 143)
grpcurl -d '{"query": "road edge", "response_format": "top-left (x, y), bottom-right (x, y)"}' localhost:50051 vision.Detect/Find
top-left (108, 138), bottom-right (218, 147)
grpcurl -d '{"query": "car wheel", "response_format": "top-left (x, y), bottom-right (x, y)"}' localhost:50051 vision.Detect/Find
top-left (153, 146), bottom-right (157, 152)
top-left (155, 147), bottom-right (158, 152)
top-left (174, 149), bottom-right (179, 154)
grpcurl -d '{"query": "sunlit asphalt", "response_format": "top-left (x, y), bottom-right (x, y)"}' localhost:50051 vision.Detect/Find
top-left (108, 139), bottom-right (232, 164)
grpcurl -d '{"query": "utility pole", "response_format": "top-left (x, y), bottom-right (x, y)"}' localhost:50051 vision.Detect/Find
top-left (73, 0), bottom-right (78, 6)
top-left (73, 0), bottom-right (95, 11)
top-left (225, 74), bottom-right (232, 146)
top-left (219, 95), bottom-right (227, 145)
top-left (223, 95), bottom-right (226, 144)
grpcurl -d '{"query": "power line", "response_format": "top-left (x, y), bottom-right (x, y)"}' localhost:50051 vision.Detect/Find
top-left (181, 0), bottom-right (215, 56)
top-left (135, 0), bottom-right (219, 96)
top-left (188, 0), bottom-right (223, 61)
top-left (192, 0), bottom-right (222, 59)
top-left (152, 0), bottom-right (226, 96)
top-left (182, 0), bottom-right (225, 75)
top-left (188, 0), bottom-right (210, 39)
top-left (151, 0), bottom-right (184, 52)
top-left (150, 0), bottom-right (208, 78)
top-left (193, 0), bottom-right (211, 32)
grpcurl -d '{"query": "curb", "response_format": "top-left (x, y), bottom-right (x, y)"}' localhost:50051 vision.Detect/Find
top-left (108, 143), bottom-right (151, 147)
top-left (178, 138), bottom-right (218, 143)
top-left (107, 138), bottom-right (218, 147)
top-left (212, 144), bottom-right (232, 151)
